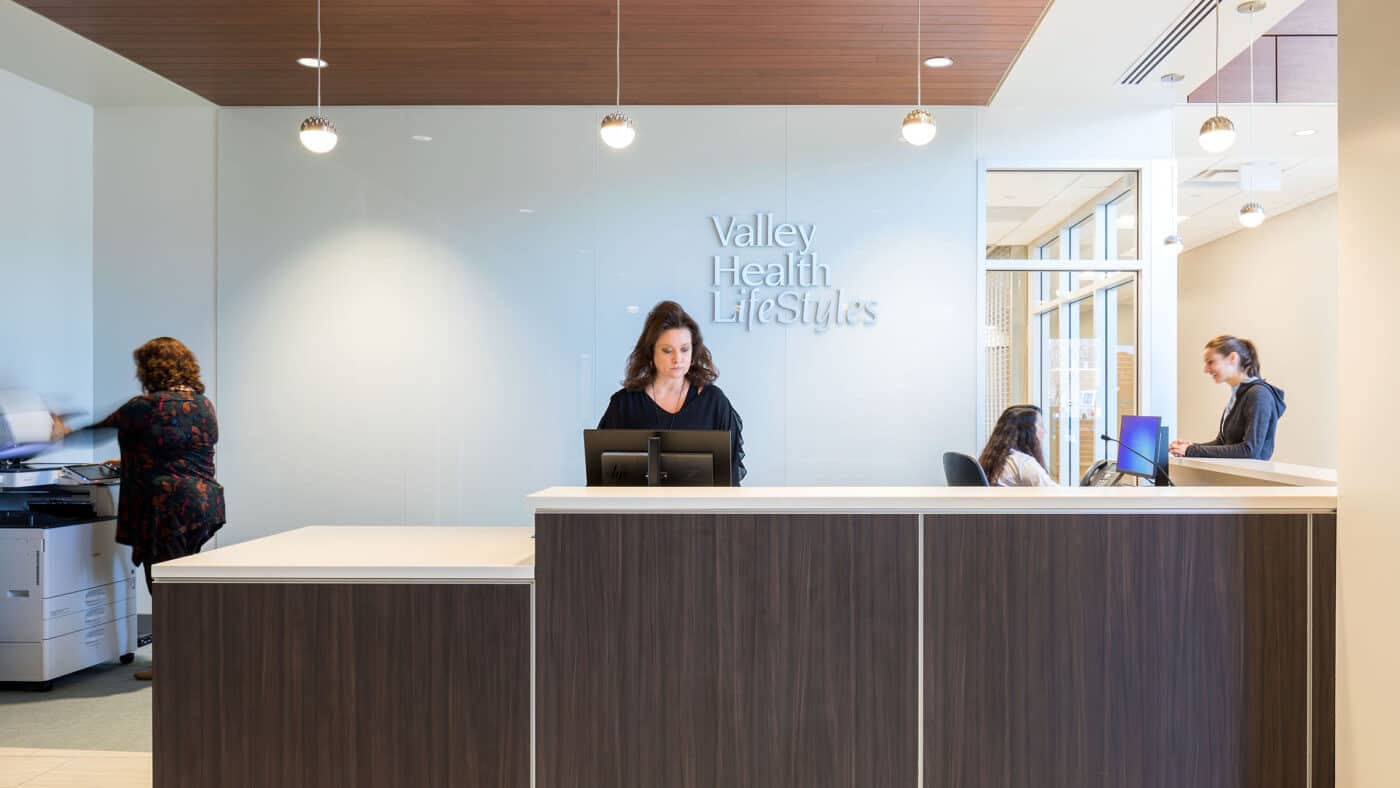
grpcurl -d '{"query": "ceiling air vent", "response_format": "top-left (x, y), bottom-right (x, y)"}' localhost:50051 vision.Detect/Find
top-left (1184, 167), bottom-right (1241, 188)
top-left (1120, 0), bottom-right (1217, 85)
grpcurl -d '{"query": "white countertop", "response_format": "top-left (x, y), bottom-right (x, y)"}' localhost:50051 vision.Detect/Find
top-left (153, 526), bottom-right (535, 583)
top-left (1169, 457), bottom-right (1337, 486)
top-left (528, 485), bottom-right (1337, 513)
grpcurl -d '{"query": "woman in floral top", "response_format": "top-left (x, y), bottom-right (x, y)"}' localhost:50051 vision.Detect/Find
top-left (60, 337), bottom-right (225, 680)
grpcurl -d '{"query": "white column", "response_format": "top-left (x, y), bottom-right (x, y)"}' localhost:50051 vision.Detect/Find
top-left (1337, 1), bottom-right (1400, 785)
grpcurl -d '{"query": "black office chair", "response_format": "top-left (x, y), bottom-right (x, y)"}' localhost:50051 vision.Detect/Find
top-left (942, 452), bottom-right (990, 487)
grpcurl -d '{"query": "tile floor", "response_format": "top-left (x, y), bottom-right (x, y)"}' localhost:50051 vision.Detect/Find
top-left (0, 748), bottom-right (150, 788)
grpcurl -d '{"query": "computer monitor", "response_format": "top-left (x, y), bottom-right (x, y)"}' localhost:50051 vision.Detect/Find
top-left (584, 429), bottom-right (734, 487)
top-left (1115, 414), bottom-right (1165, 481)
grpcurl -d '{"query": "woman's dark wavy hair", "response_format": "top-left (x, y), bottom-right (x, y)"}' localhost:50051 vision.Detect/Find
top-left (1205, 335), bottom-right (1261, 378)
top-left (622, 301), bottom-right (719, 391)
top-left (133, 337), bottom-right (205, 395)
top-left (979, 404), bottom-right (1046, 483)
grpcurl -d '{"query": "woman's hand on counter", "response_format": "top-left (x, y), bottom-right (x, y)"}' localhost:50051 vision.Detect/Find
top-left (49, 414), bottom-right (72, 441)
top-left (1169, 439), bottom-right (1193, 457)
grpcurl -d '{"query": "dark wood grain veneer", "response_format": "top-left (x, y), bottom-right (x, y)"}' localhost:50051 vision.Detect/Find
top-left (535, 512), bottom-right (917, 788)
top-left (925, 512), bottom-right (1330, 788)
top-left (153, 582), bottom-right (530, 788)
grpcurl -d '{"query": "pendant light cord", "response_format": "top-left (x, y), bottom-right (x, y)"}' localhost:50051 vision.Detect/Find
top-left (1209, 0), bottom-right (1220, 116)
top-left (1247, 4), bottom-right (1255, 195)
top-left (915, 0), bottom-right (923, 106)
top-left (615, 0), bottom-right (622, 110)
top-left (316, 0), bottom-right (323, 112)
top-left (1248, 8), bottom-right (1255, 109)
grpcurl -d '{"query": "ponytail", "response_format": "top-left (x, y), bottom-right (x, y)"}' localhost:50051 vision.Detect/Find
top-left (1205, 335), bottom-right (1260, 377)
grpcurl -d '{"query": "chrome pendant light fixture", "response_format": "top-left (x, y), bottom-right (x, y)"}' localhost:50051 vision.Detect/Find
top-left (1237, 1), bottom-right (1266, 228)
top-left (298, 0), bottom-right (338, 153)
top-left (599, 0), bottom-right (635, 149)
top-left (1198, 0), bottom-right (1236, 153)
top-left (900, 0), bottom-right (936, 146)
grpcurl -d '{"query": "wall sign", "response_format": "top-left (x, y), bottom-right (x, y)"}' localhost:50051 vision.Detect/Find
top-left (709, 213), bottom-right (879, 332)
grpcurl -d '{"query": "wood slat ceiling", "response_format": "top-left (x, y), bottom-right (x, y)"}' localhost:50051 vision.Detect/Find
top-left (13, 0), bottom-right (1052, 106)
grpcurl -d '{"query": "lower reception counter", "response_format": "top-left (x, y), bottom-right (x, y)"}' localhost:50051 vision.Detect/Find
top-left (151, 527), bottom-right (535, 788)
top-left (154, 483), bottom-right (1337, 788)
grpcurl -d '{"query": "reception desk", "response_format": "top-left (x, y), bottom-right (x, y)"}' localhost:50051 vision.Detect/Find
top-left (531, 485), bottom-right (1336, 788)
top-left (152, 526), bottom-right (534, 788)
top-left (154, 482), bottom-right (1336, 788)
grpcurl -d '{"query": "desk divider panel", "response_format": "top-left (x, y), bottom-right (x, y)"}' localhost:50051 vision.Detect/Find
top-left (535, 512), bottom-right (919, 788)
top-left (924, 512), bottom-right (1332, 788)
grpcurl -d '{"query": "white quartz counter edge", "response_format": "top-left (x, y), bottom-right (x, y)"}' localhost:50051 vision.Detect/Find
top-left (1169, 457), bottom-right (1337, 486)
top-left (153, 526), bottom-right (535, 583)
top-left (528, 486), bottom-right (1337, 513)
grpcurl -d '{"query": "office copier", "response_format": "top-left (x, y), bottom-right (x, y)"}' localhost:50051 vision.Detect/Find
top-left (0, 390), bottom-right (138, 690)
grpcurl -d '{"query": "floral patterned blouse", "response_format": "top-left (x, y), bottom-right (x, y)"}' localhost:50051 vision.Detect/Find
top-left (94, 391), bottom-right (225, 566)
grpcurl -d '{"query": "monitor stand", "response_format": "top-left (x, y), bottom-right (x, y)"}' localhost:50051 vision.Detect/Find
top-left (647, 435), bottom-right (661, 486)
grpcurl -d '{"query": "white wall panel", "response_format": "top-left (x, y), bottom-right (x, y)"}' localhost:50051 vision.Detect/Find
top-left (0, 68), bottom-right (93, 463)
top-left (214, 104), bottom-right (1169, 541)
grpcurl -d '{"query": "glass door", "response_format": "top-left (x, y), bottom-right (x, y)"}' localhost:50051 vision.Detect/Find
top-left (1029, 271), bottom-right (1138, 485)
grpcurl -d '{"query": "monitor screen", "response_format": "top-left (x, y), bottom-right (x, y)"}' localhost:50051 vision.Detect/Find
top-left (584, 429), bottom-right (734, 487)
top-left (1116, 415), bottom-right (1164, 478)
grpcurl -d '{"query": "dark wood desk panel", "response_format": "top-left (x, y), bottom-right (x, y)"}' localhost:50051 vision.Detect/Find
top-left (925, 513), bottom-right (1330, 788)
top-left (536, 512), bottom-right (918, 788)
top-left (153, 583), bottom-right (530, 788)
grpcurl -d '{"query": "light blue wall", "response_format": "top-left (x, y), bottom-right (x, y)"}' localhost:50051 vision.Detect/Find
top-left (0, 69), bottom-right (93, 462)
top-left (215, 106), bottom-right (984, 536)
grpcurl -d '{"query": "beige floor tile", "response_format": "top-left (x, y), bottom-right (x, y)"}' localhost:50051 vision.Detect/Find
top-left (20, 776), bottom-right (150, 788)
top-left (0, 750), bottom-right (151, 788)
top-left (22, 751), bottom-right (138, 760)
top-left (0, 756), bottom-right (67, 788)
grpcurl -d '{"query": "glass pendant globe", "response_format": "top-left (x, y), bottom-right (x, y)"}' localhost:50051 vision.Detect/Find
top-left (299, 116), bottom-right (338, 154)
top-left (1238, 202), bottom-right (1266, 228)
top-left (600, 113), bottom-right (635, 149)
top-left (901, 108), bottom-right (936, 146)
top-left (1198, 115), bottom-right (1236, 153)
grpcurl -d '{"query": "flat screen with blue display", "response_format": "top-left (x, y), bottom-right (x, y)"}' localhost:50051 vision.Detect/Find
top-left (1116, 414), bottom-right (1164, 478)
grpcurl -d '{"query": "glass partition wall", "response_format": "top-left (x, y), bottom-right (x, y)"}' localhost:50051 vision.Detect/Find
top-left (983, 171), bottom-right (1141, 485)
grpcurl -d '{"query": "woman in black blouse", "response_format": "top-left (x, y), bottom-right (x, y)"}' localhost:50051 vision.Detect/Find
top-left (598, 301), bottom-right (747, 485)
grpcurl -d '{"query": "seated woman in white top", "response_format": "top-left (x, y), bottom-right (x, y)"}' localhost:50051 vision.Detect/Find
top-left (978, 405), bottom-right (1056, 487)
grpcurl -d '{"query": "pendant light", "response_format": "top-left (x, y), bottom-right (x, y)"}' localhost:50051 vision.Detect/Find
top-left (298, 0), bottom-right (338, 153)
top-left (1163, 234), bottom-right (1185, 253)
top-left (1198, 0), bottom-right (1236, 153)
top-left (1237, 1), bottom-right (1267, 228)
top-left (599, 0), bottom-right (635, 149)
top-left (900, 0), bottom-right (937, 146)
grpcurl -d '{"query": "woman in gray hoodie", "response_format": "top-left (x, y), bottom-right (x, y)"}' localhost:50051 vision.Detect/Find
top-left (1170, 335), bottom-right (1287, 460)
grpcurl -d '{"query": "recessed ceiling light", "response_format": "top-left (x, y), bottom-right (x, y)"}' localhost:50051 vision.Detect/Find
top-left (297, 57), bottom-right (328, 68)
top-left (411, 135), bottom-right (433, 142)
top-left (1160, 72), bottom-right (1185, 83)
top-left (519, 208), bottom-right (535, 213)
top-left (1294, 128), bottom-right (1318, 136)
top-left (923, 56), bottom-right (954, 68)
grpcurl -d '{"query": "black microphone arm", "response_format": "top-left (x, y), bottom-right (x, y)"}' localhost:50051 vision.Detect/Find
top-left (1098, 433), bottom-right (1175, 486)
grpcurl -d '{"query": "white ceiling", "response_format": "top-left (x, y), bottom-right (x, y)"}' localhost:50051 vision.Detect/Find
top-left (1174, 102), bottom-right (1336, 250)
top-left (1153, 0), bottom-right (1312, 101)
top-left (0, 0), bottom-right (208, 107)
top-left (986, 172), bottom-right (1134, 247)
